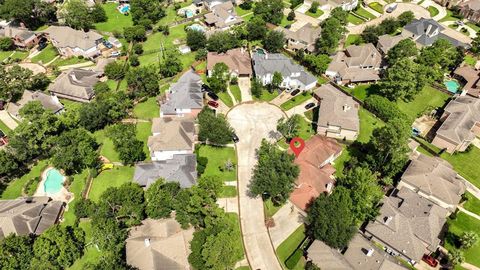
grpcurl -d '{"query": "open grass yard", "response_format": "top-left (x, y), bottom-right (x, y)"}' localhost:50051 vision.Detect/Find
top-left (53, 56), bottom-right (90, 67)
top-left (306, 8), bottom-right (324, 18)
top-left (31, 44), bottom-right (58, 64)
top-left (427, 6), bottom-right (439, 17)
top-left (342, 83), bottom-right (376, 101)
top-left (68, 220), bottom-right (101, 270)
top-left (368, 2), bottom-right (384, 13)
top-left (253, 90), bottom-right (279, 102)
top-left (94, 3), bottom-right (133, 33)
top-left (219, 91), bottom-right (234, 107)
top-left (358, 107), bottom-right (383, 143)
top-left (354, 7), bottom-right (376, 20)
top-left (333, 146), bottom-right (351, 177)
top-left (235, 5), bottom-right (253, 16)
top-left (464, 55), bottom-right (477, 67)
top-left (264, 199), bottom-right (282, 218)
top-left (133, 97), bottom-right (160, 120)
top-left (347, 13), bottom-right (365, 25)
top-left (0, 51), bottom-right (13, 62)
top-left (466, 22), bottom-right (480, 32)
top-left (345, 34), bottom-right (363, 46)
top-left (397, 86), bottom-right (450, 122)
top-left (0, 119), bottom-right (11, 134)
top-left (157, 0), bottom-right (192, 26)
top-left (93, 129), bottom-right (120, 163)
top-left (106, 79), bottom-right (128, 92)
top-left (88, 166), bottom-right (134, 202)
top-left (136, 122), bottom-right (152, 160)
top-left (1, 160), bottom-right (48, 199)
top-left (439, 10), bottom-right (461, 22)
top-left (444, 212), bottom-right (480, 268)
top-left (441, 147), bottom-right (480, 190)
top-left (280, 92), bottom-right (313, 110)
top-left (62, 170), bottom-right (89, 226)
top-left (276, 225), bottom-right (306, 270)
top-left (463, 192), bottom-right (480, 216)
top-left (230, 84), bottom-right (242, 103)
top-left (0, 50), bottom-right (29, 62)
top-left (219, 185), bottom-right (237, 197)
top-left (197, 145), bottom-right (237, 181)
top-left (279, 15), bottom-right (293, 27)
top-left (298, 116), bottom-right (315, 141)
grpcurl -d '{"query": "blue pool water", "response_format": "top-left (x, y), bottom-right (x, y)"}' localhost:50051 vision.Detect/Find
top-left (119, 4), bottom-right (130, 14)
top-left (185, 10), bottom-right (194, 18)
top-left (44, 169), bottom-right (65, 194)
top-left (444, 80), bottom-right (461, 93)
top-left (187, 24), bottom-right (205, 32)
top-left (256, 48), bottom-right (266, 55)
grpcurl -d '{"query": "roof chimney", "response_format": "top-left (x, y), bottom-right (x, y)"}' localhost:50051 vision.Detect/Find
top-left (366, 248), bottom-right (374, 257)
top-left (343, 104), bottom-right (351, 112)
top-left (384, 216), bottom-right (392, 225)
top-left (144, 238), bottom-right (151, 247)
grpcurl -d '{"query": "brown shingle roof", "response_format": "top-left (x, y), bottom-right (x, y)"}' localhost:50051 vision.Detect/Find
top-left (453, 65), bottom-right (480, 97)
top-left (42, 26), bottom-right (103, 51)
top-left (207, 48), bottom-right (252, 76)
top-left (148, 117), bottom-right (195, 152)
top-left (436, 96), bottom-right (480, 144)
top-left (48, 68), bottom-right (98, 102)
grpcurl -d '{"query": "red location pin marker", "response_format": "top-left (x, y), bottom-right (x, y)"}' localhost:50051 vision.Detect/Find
top-left (289, 137), bottom-right (305, 157)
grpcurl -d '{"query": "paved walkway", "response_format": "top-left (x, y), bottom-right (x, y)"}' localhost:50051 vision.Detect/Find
top-left (463, 177), bottom-right (480, 201)
top-left (458, 206), bottom-right (480, 221)
top-left (442, 20), bottom-right (477, 38)
top-left (217, 197), bottom-right (239, 214)
top-left (462, 262), bottom-right (480, 270)
top-left (58, 61), bottom-right (95, 71)
top-left (227, 86), bottom-right (238, 106)
top-left (269, 201), bottom-right (304, 248)
top-left (419, 0), bottom-right (447, 21)
top-left (0, 111), bottom-right (18, 130)
top-left (271, 91), bottom-right (295, 106)
top-left (238, 77), bottom-right (252, 102)
top-left (227, 103), bottom-right (285, 270)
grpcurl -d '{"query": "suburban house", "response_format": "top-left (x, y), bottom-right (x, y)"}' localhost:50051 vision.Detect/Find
top-left (459, 0), bottom-right (480, 23)
top-left (397, 154), bottom-right (466, 211)
top-left (364, 188), bottom-right (449, 265)
top-left (0, 197), bottom-right (64, 239)
top-left (204, 1), bottom-right (243, 30)
top-left (42, 26), bottom-right (103, 58)
top-left (276, 23), bottom-right (322, 53)
top-left (0, 26), bottom-right (41, 49)
top-left (316, 0), bottom-right (358, 11)
top-left (7, 90), bottom-right (64, 120)
top-left (289, 135), bottom-right (342, 211)
top-left (207, 48), bottom-right (252, 77)
top-left (433, 0), bottom-right (461, 7)
top-left (160, 70), bottom-right (203, 118)
top-left (48, 68), bottom-right (98, 102)
top-left (126, 218), bottom-right (194, 270)
top-left (401, 18), bottom-right (470, 49)
top-left (252, 52), bottom-right (317, 90)
top-left (313, 84), bottom-right (360, 141)
top-left (133, 154), bottom-right (198, 188)
top-left (377, 34), bottom-right (404, 54)
top-left (306, 234), bottom-right (407, 270)
top-left (325, 43), bottom-right (382, 85)
top-left (453, 65), bottom-right (480, 98)
top-left (431, 96), bottom-right (480, 153)
top-left (195, 0), bottom-right (232, 10)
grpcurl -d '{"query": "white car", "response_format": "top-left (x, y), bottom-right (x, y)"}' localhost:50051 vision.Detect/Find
top-left (110, 51), bottom-right (121, 57)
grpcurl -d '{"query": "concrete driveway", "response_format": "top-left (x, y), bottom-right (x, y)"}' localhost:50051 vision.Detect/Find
top-left (269, 201), bottom-right (304, 248)
top-left (238, 77), bottom-right (252, 102)
top-left (227, 103), bottom-right (286, 270)
top-left (285, 97), bottom-right (316, 117)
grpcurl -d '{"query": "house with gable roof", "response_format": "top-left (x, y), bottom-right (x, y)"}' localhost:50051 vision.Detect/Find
top-left (42, 26), bottom-right (103, 59)
top-left (7, 90), bottom-right (64, 120)
top-left (276, 23), bottom-right (322, 53)
top-left (160, 69), bottom-right (203, 118)
top-left (204, 1), bottom-right (243, 30)
top-left (207, 47), bottom-right (252, 77)
top-left (48, 68), bottom-right (99, 102)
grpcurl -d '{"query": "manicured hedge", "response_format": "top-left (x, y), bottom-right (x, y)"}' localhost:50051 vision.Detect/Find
top-left (364, 95), bottom-right (408, 123)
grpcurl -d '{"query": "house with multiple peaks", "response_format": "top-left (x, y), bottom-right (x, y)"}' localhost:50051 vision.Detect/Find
top-left (160, 70), bottom-right (203, 118)
top-left (48, 68), bottom-right (99, 102)
top-left (42, 26), bottom-right (103, 59)
top-left (276, 23), bottom-right (322, 53)
top-left (7, 90), bottom-right (64, 120)
top-left (207, 48), bottom-right (252, 77)
top-left (204, 1), bottom-right (243, 30)
top-left (0, 26), bottom-right (41, 49)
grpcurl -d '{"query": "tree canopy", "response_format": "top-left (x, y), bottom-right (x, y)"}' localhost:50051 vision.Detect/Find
top-left (197, 107), bottom-right (234, 145)
top-left (277, 114), bottom-right (301, 141)
top-left (106, 124), bottom-right (146, 165)
top-left (253, 0), bottom-right (284, 25)
top-left (207, 62), bottom-right (230, 93)
top-left (263, 30), bottom-right (285, 53)
top-left (145, 179), bottom-right (181, 219)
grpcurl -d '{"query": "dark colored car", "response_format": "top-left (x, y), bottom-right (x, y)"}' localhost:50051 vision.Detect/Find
top-left (201, 84), bottom-right (211, 92)
top-left (304, 102), bottom-right (316, 110)
top-left (207, 100), bottom-right (219, 108)
top-left (207, 91), bottom-right (219, 101)
top-left (422, 254), bottom-right (438, 267)
top-left (0, 100), bottom-right (5, 110)
top-left (232, 133), bottom-right (239, 143)
top-left (37, 42), bottom-right (47, 51)
top-left (103, 40), bottom-right (113, 49)
top-left (291, 89), bottom-right (300, 96)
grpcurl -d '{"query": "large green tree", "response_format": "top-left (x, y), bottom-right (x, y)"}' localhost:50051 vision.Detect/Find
top-left (277, 114), bottom-right (301, 141)
top-left (197, 107), bottom-right (234, 145)
top-left (247, 16), bottom-right (268, 41)
top-left (106, 124), bottom-right (146, 165)
top-left (263, 30), bottom-right (285, 53)
top-left (145, 178), bottom-right (181, 219)
top-left (62, 0), bottom-right (92, 30)
top-left (303, 54), bottom-right (331, 74)
top-left (104, 61), bottom-right (125, 81)
top-left (207, 62), bottom-right (230, 93)
top-left (253, 0), bottom-right (284, 25)
top-left (0, 234), bottom-right (34, 270)
top-left (250, 139), bottom-right (299, 203)
top-left (207, 31), bottom-right (240, 53)
top-left (0, 0), bottom-right (56, 29)
top-left (159, 49), bottom-right (183, 78)
top-left (387, 38), bottom-right (418, 65)
top-left (130, 0), bottom-right (165, 25)
top-left (186, 29), bottom-right (207, 51)
top-left (126, 66), bottom-right (160, 97)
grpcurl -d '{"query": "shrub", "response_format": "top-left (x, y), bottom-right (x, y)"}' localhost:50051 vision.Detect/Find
top-left (195, 48), bottom-right (208, 60)
top-left (309, 1), bottom-right (319, 13)
top-left (24, 177), bottom-right (41, 196)
top-left (133, 43), bottom-right (144, 55)
top-left (287, 10), bottom-right (296, 21)
top-left (230, 76), bottom-right (238, 85)
top-left (74, 198), bottom-right (95, 218)
top-left (364, 95), bottom-right (408, 122)
top-left (197, 156), bottom-right (208, 176)
top-left (129, 54), bottom-right (140, 67)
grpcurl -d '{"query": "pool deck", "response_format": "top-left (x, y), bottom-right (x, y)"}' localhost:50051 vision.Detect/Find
top-left (34, 167), bottom-right (73, 203)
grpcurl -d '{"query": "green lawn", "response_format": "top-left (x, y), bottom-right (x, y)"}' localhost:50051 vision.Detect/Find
top-left (88, 166), bottom-right (134, 202)
top-left (134, 97), bottom-right (160, 120)
top-left (298, 116), bottom-right (315, 141)
top-left (264, 199), bottom-right (282, 218)
top-left (94, 3), bottom-right (133, 33)
top-left (358, 108), bottom-right (383, 143)
top-left (347, 13), bottom-right (365, 25)
top-left (31, 44), bottom-right (58, 64)
top-left (441, 147), bottom-right (480, 190)
top-left (1, 160), bottom-right (48, 199)
top-left (465, 55), bottom-right (477, 67)
top-left (342, 84), bottom-right (377, 101)
top-left (0, 51), bottom-right (13, 62)
top-left (253, 90), bottom-right (279, 102)
top-left (276, 225), bottom-right (306, 270)
top-left (226, 213), bottom-right (246, 262)
top-left (219, 185), bottom-right (238, 197)
top-left (68, 220), bottom-right (102, 270)
top-left (197, 145), bottom-right (237, 181)
top-left (136, 122), bottom-right (152, 160)
top-left (466, 22), bottom-right (480, 32)
top-left (463, 192), bottom-right (480, 216)
top-left (230, 84), bottom-right (242, 103)
top-left (93, 129), bottom-right (120, 162)
top-left (280, 92), bottom-right (313, 111)
top-left (428, 6), bottom-right (439, 17)
top-left (333, 146), bottom-right (351, 177)
top-left (345, 34), bottom-right (363, 46)
top-left (354, 7), bottom-right (376, 20)
top-left (397, 85), bottom-right (450, 122)
top-left (0, 51), bottom-right (28, 62)
top-left (53, 56), bottom-right (89, 67)
top-left (0, 119), bottom-right (11, 134)
top-left (157, 1), bottom-right (192, 26)
top-left (219, 91), bottom-right (234, 107)
top-left (445, 212), bottom-right (480, 268)
top-left (235, 5), bottom-right (253, 16)
top-left (62, 170), bottom-right (89, 226)
top-left (279, 15), bottom-right (292, 27)
top-left (305, 8), bottom-right (324, 18)
top-left (439, 9), bottom-right (460, 22)
top-left (368, 2), bottom-right (384, 13)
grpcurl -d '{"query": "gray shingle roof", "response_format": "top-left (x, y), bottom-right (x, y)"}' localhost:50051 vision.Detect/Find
top-left (365, 188), bottom-right (448, 261)
top-left (42, 26), bottom-right (103, 51)
top-left (48, 68), bottom-right (98, 102)
top-left (133, 154), bottom-right (197, 188)
top-left (0, 197), bottom-right (64, 239)
top-left (404, 18), bottom-right (469, 48)
top-left (161, 70), bottom-right (203, 115)
top-left (7, 90), bottom-right (64, 119)
top-left (252, 52), bottom-right (317, 86)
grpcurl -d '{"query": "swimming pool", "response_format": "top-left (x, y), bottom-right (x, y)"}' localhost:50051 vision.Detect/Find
top-left (444, 80), bottom-right (461, 94)
top-left (119, 4), bottom-right (130, 14)
top-left (256, 48), bottom-right (266, 55)
top-left (44, 168), bottom-right (65, 194)
top-left (187, 24), bottom-right (205, 32)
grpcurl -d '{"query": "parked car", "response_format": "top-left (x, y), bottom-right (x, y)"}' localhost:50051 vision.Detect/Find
top-left (103, 40), bottom-right (113, 49)
top-left (412, 127), bottom-right (420, 136)
top-left (386, 3), bottom-right (397, 13)
top-left (232, 133), bottom-right (239, 143)
top-left (207, 100), bottom-right (219, 108)
top-left (291, 89), bottom-right (300, 96)
top-left (422, 254), bottom-right (438, 267)
top-left (456, 20), bottom-right (465, 26)
top-left (207, 91), bottom-right (219, 101)
top-left (304, 102), bottom-right (316, 110)
top-left (110, 51), bottom-right (121, 57)
top-left (37, 42), bottom-right (47, 51)
top-left (201, 84), bottom-right (211, 92)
